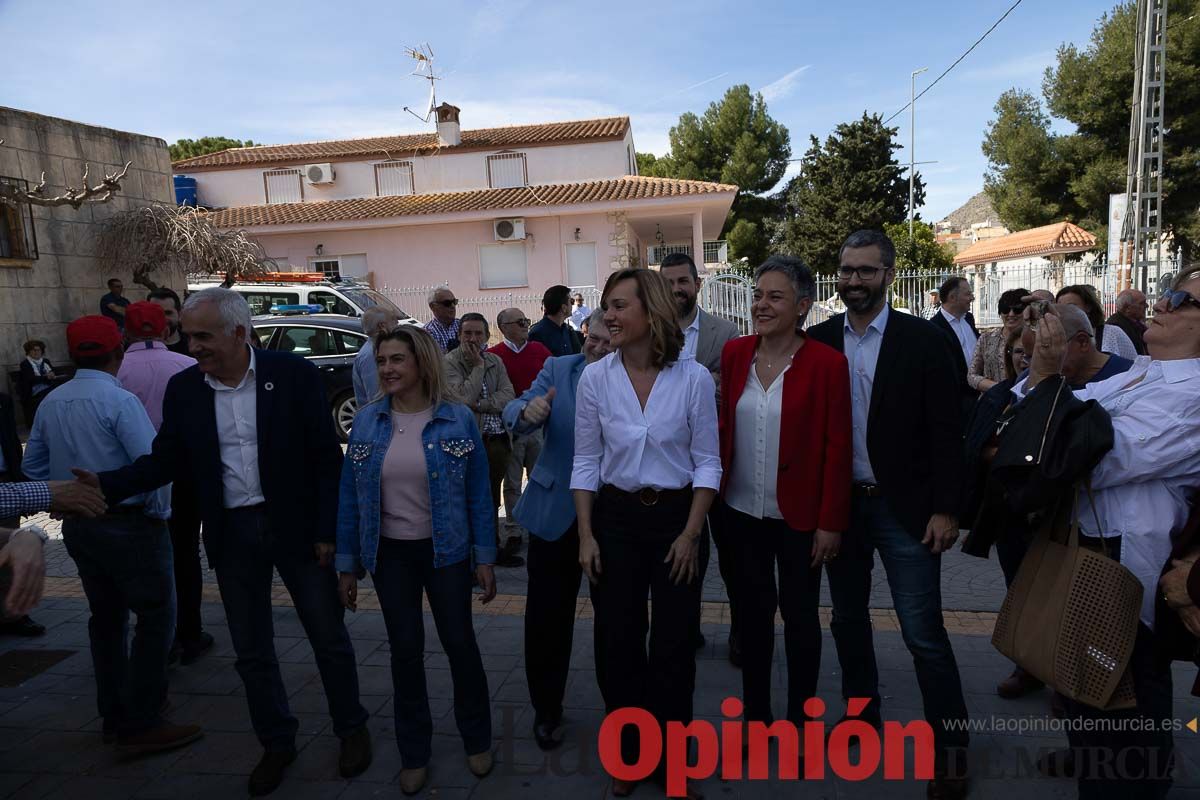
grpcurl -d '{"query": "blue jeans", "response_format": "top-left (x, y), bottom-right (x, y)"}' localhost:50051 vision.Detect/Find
top-left (62, 513), bottom-right (175, 736)
top-left (825, 496), bottom-right (969, 759)
top-left (213, 506), bottom-right (367, 752)
top-left (372, 538), bottom-right (491, 769)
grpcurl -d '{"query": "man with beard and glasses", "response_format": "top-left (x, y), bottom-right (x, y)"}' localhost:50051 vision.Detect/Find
top-left (659, 252), bottom-right (742, 663)
top-left (807, 229), bottom-right (971, 800)
top-left (148, 288), bottom-right (190, 356)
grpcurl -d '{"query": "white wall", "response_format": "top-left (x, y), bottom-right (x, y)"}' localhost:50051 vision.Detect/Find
top-left (254, 211), bottom-right (619, 300)
top-left (188, 139), bottom-right (631, 209)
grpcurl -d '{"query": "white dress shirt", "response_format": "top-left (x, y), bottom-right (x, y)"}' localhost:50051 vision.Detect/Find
top-left (940, 307), bottom-right (978, 366)
top-left (1013, 356), bottom-right (1200, 627)
top-left (843, 304), bottom-right (890, 483)
top-left (724, 358), bottom-right (787, 519)
top-left (680, 311), bottom-right (702, 362)
top-left (204, 346), bottom-right (266, 508)
top-left (571, 351), bottom-right (721, 493)
top-left (501, 338), bottom-right (527, 354)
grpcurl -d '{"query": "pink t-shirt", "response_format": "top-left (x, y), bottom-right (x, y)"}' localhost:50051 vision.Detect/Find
top-left (380, 408), bottom-right (434, 540)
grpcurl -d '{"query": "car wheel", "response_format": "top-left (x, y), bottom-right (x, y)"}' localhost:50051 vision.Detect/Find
top-left (333, 391), bottom-right (357, 442)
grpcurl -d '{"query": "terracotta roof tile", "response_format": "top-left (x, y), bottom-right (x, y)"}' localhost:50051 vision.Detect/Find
top-left (203, 176), bottom-right (737, 228)
top-left (173, 117), bottom-right (630, 170)
top-left (954, 221), bottom-right (1097, 265)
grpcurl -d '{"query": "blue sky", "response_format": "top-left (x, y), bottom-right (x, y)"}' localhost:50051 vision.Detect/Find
top-left (1, 0), bottom-right (1112, 220)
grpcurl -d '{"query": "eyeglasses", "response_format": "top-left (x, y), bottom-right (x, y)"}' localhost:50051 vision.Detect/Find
top-left (1160, 289), bottom-right (1200, 313)
top-left (502, 317), bottom-right (531, 327)
top-left (838, 266), bottom-right (885, 281)
top-left (998, 303), bottom-right (1026, 316)
top-left (435, 299), bottom-right (459, 308)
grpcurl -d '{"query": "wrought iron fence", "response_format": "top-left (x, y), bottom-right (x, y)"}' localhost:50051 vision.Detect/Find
top-left (378, 257), bottom-right (1181, 338)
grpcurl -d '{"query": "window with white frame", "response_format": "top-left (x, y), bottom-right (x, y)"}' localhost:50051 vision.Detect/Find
top-left (487, 153), bottom-right (528, 189)
top-left (565, 242), bottom-right (597, 287)
top-left (312, 259), bottom-right (341, 279)
top-left (478, 243), bottom-right (528, 289)
top-left (375, 161), bottom-right (415, 196)
top-left (264, 168), bottom-right (303, 204)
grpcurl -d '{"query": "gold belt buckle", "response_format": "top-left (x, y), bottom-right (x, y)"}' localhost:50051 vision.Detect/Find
top-left (638, 488), bottom-right (659, 506)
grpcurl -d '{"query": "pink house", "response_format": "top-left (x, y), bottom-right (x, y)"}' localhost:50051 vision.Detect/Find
top-left (177, 104), bottom-right (737, 300)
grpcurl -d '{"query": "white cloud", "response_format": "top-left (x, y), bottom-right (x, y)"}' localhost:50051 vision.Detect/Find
top-left (758, 65), bottom-right (812, 102)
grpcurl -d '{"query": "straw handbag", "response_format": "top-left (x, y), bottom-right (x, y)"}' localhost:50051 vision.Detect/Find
top-left (992, 486), bottom-right (1141, 711)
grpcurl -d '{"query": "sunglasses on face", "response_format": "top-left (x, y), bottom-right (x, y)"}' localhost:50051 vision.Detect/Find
top-left (998, 303), bottom-right (1026, 316)
top-left (1160, 289), bottom-right (1200, 313)
top-left (838, 266), bottom-right (884, 281)
top-left (435, 299), bottom-right (459, 308)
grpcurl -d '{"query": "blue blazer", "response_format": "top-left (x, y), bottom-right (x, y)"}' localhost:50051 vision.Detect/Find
top-left (99, 348), bottom-right (344, 568)
top-left (501, 354), bottom-right (586, 541)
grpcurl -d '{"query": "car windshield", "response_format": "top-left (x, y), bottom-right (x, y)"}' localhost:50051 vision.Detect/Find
top-left (340, 287), bottom-right (410, 320)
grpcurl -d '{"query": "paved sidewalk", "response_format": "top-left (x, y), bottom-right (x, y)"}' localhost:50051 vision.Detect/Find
top-left (3, 516), bottom-right (1196, 798)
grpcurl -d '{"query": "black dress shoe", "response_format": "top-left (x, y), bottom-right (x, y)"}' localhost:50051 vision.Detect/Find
top-left (339, 726), bottom-right (372, 778)
top-left (248, 748), bottom-right (297, 796)
top-left (180, 631), bottom-right (215, 665)
top-left (0, 615), bottom-right (46, 637)
top-left (533, 718), bottom-right (562, 751)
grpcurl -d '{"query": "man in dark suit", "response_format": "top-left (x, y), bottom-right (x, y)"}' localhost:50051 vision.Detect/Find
top-left (928, 275), bottom-right (979, 414)
top-left (808, 230), bottom-right (970, 800)
top-left (0, 391), bottom-right (45, 637)
top-left (81, 288), bottom-right (371, 796)
top-left (529, 284), bottom-right (583, 357)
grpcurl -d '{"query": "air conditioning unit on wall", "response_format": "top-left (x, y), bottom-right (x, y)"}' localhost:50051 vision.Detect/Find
top-left (493, 218), bottom-right (526, 241)
top-left (304, 163), bottom-right (336, 185)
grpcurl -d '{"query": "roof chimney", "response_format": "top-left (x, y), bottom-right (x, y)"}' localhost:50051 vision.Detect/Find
top-left (435, 103), bottom-right (462, 146)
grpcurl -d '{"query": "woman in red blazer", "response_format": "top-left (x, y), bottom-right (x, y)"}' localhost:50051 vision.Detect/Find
top-left (718, 255), bottom-right (852, 730)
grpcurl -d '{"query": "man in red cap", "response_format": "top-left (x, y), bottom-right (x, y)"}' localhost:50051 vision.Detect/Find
top-left (117, 301), bottom-right (211, 665)
top-left (22, 315), bottom-right (203, 756)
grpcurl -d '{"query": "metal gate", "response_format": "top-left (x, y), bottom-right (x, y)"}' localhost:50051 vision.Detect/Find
top-left (700, 272), bottom-right (754, 335)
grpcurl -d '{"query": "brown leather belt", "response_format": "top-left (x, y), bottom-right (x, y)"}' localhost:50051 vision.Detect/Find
top-left (599, 484), bottom-right (692, 507)
top-left (852, 482), bottom-right (884, 498)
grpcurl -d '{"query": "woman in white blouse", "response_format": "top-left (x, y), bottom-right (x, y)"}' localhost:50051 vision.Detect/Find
top-left (571, 267), bottom-right (721, 799)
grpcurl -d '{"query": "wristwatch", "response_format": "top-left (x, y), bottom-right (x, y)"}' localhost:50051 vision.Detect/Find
top-left (13, 525), bottom-right (49, 546)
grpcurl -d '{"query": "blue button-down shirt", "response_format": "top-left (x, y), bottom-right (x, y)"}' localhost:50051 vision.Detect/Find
top-left (352, 338), bottom-right (378, 407)
top-left (22, 370), bottom-right (170, 519)
top-left (842, 304), bottom-right (890, 483)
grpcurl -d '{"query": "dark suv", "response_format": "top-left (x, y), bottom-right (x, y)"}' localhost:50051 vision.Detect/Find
top-left (251, 314), bottom-right (366, 442)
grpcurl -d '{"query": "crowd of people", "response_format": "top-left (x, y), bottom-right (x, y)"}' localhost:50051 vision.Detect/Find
top-left (0, 229), bottom-right (1198, 800)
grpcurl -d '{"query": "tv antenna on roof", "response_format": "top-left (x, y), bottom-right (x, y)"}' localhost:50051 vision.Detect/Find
top-left (402, 44), bottom-right (440, 123)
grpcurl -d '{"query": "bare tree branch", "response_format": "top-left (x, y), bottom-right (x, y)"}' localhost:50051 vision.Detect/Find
top-left (96, 203), bottom-right (277, 289)
top-left (0, 138), bottom-right (131, 209)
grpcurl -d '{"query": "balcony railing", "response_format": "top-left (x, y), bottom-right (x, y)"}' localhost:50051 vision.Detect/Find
top-left (647, 240), bottom-right (728, 266)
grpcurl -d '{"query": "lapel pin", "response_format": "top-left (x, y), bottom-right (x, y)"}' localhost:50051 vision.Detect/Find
top-left (264, 382), bottom-right (275, 391)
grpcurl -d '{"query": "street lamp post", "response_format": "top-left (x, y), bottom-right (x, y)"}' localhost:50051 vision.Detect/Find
top-left (909, 67), bottom-right (928, 240)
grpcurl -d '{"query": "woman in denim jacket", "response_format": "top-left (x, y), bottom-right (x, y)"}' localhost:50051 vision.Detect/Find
top-left (336, 326), bottom-right (497, 795)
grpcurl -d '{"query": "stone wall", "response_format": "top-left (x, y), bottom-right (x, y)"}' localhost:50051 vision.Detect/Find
top-left (0, 107), bottom-right (179, 411)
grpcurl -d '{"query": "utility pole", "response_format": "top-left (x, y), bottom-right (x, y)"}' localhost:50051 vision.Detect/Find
top-left (1120, 0), bottom-right (1168, 295)
top-left (909, 67), bottom-right (928, 239)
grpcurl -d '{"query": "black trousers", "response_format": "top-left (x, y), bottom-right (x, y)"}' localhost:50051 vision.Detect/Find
top-left (524, 523), bottom-right (583, 724)
top-left (694, 498), bottom-right (740, 643)
top-left (168, 497), bottom-right (204, 643)
top-left (729, 507), bottom-right (822, 725)
top-left (483, 434), bottom-right (512, 550)
top-left (590, 487), bottom-right (701, 769)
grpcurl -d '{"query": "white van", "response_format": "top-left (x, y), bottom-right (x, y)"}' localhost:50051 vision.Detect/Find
top-left (187, 276), bottom-right (421, 325)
